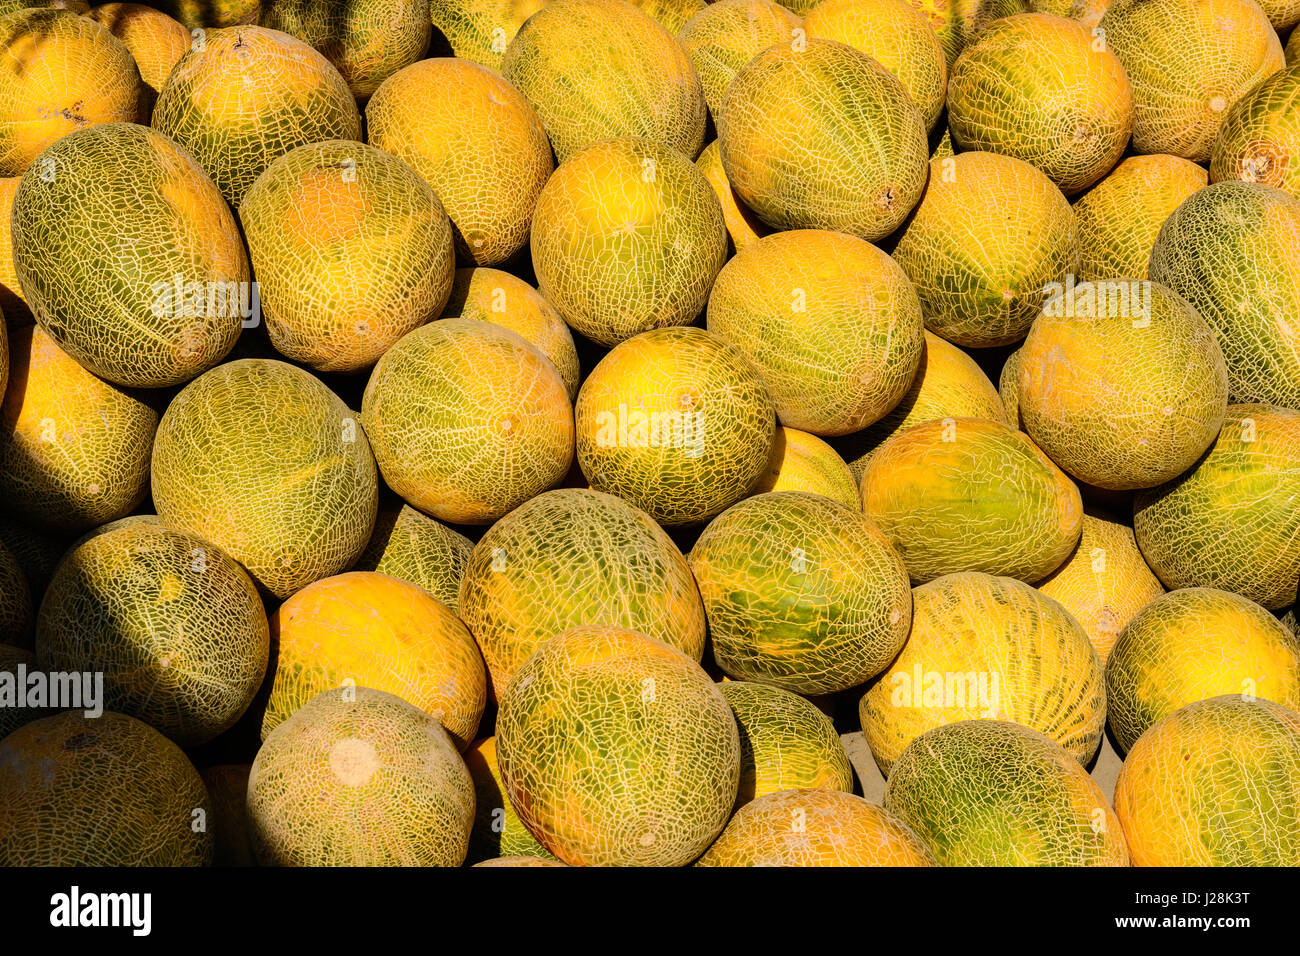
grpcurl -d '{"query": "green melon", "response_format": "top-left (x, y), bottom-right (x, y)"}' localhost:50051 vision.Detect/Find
top-left (352, 501), bottom-right (473, 612)
top-left (201, 764), bottom-right (255, 867)
top-left (0, 515), bottom-right (66, 598)
top-left (1211, 64), bottom-right (1300, 199)
top-left (464, 736), bottom-right (556, 863)
top-left (152, 0), bottom-right (261, 27)
top-left (0, 643), bottom-right (49, 737)
top-left (428, 0), bottom-right (548, 71)
top-left (755, 426), bottom-right (860, 507)
top-left (695, 138), bottom-right (770, 252)
top-left (678, 0), bottom-right (802, 117)
top-left (903, 0), bottom-right (1031, 66)
top-left (86, 4), bottom-right (190, 103)
top-left (0, 539), bottom-right (33, 648)
top-left (1289, 23), bottom-right (1300, 64)
top-left (631, 0), bottom-right (706, 31)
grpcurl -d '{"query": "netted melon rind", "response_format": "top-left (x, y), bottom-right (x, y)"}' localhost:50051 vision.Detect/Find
top-left (902, 0), bottom-right (1032, 66)
top-left (1210, 65), bottom-right (1300, 200)
top-left (428, 0), bottom-right (548, 71)
top-left (0, 537), bottom-right (33, 649)
top-left (754, 426), bottom-right (860, 507)
top-left (352, 502), bottom-right (473, 612)
top-left (695, 139), bottom-right (769, 252)
top-left (464, 735), bottom-right (557, 863)
top-left (87, 3), bottom-right (190, 96)
top-left (0, 643), bottom-right (48, 737)
top-left (678, 0), bottom-right (803, 118)
top-left (201, 763), bottom-right (256, 867)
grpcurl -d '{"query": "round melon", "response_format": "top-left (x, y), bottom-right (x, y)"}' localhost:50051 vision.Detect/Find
top-left (0, 325), bottom-right (157, 532)
top-left (151, 25), bottom-right (362, 205)
top-left (1028, 0), bottom-right (1111, 28)
top-left (1211, 65), bottom-right (1300, 199)
top-left (689, 491), bottom-right (912, 694)
top-left (0, 177), bottom-right (27, 323)
top-left (1073, 154), bottom-right (1208, 281)
top-left (0, 644), bottom-right (48, 737)
top-left (884, 719), bottom-right (1129, 865)
top-left (697, 789), bottom-right (937, 866)
top-left (860, 417), bottom-right (1082, 583)
top-left (248, 686), bottom-right (475, 866)
top-left (11, 122), bottom-right (250, 388)
top-left (261, 571), bottom-right (486, 748)
top-left (719, 681), bottom-right (854, 805)
top-left (718, 38), bottom-right (928, 241)
top-left (457, 488), bottom-right (707, 700)
top-left (1134, 404), bottom-right (1300, 610)
top-left (706, 230), bottom-right (924, 437)
top-left (361, 318), bottom-right (573, 525)
top-left (1098, 0), bottom-right (1284, 163)
top-left (501, 0), bottom-right (707, 164)
top-left (695, 139), bottom-right (769, 252)
top-left (366, 58), bottom-right (553, 266)
top-left (1114, 695), bottom-right (1300, 865)
top-left (473, 855), bottom-right (568, 867)
top-left (574, 326), bottom-right (775, 526)
top-left (632, 0), bottom-right (706, 31)
top-left (151, 358), bottom-right (379, 599)
top-left (239, 140), bottom-right (454, 373)
top-left (754, 426), bottom-right (860, 507)
top-left (352, 501), bottom-right (473, 612)
top-left (1016, 280), bottom-right (1229, 490)
top-left (496, 625), bottom-right (740, 867)
top-left (0, 8), bottom-right (143, 176)
top-left (0, 710), bottom-right (212, 865)
top-left (904, 0), bottom-right (1031, 66)
top-left (36, 523), bottom-right (269, 747)
top-left (201, 763), bottom-right (255, 867)
top-left (87, 3), bottom-right (189, 99)
top-left (428, 0), bottom-right (548, 70)
top-left (531, 137), bottom-right (727, 347)
top-left (0, 540), bottom-right (33, 648)
top-left (0, 1), bottom-right (90, 12)
top-left (152, 0), bottom-right (260, 27)
top-left (1148, 181), bottom-right (1300, 407)
top-left (1106, 587), bottom-right (1300, 751)
top-left (678, 0), bottom-right (802, 117)
top-left (464, 736), bottom-right (556, 863)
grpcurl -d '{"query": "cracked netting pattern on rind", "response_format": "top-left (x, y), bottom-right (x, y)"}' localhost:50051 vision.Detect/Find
top-left (632, 0), bottom-right (708, 35)
top-left (575, 326), bottom-right (776, 526)
top-left (0, 539), bottom-right (33, 649)
top-left (11, 123), bottom-right (249, 388)
top-left (861, 572), bottom-right (1106, 775)
top-left (87, 4), bottom-right (192, 94)
top-left (428, 0), bottom-right (548, 71)
top-left (531, 137), bottom-right (727, 347)
top-left (1105, 587), bottom-right (1300, 752)
top-left (360, 317), bottom-right (574, 525)
top-left (696, 138), bottom-right (768, 251)
top-left (707, 229), bottom-right (924, 436)
top-left (0, 326), bottom-right (157, 531)
top-left (495, 626), bottom-right (740, 867)
top-left (716, 38), bottom-right (928, 242)
top-left (353, 502), bottom-right (474, 612)
top-left (464, 735), bottom-right (556, 862)
top-left (367, 58), bottom-right (553, 267)
top-left (150, 359), bottom-right (379, 600)
top-left (903, 0), bottom-right (1031, 67)
top-left (883, 719), bottom-right (1129, 866)
top-left (1114, 695), bottom-right (1300, 866)
top-left (697, 788), bottom-right (937, 866)
top-left (891, 151), bottom-right (1079, 348)
top-left (36, 523), bottom-right (269, 747)
top-left (757, 426), bottom-right (861, 506)
top-left (1134, 404), bottom-right (1300, 610)
top-left (0, 710), bottom-right (213, 865)
top-left (501, 0), bottom-right (707, 165)
top-left (677, 0), bottom-right (802, 118)
top-left (262, 571), bottom-right (486, 749)
top-left (151, 26), bottom-right (362, 206)
top-left (689, 491), bottom-right (912, 694)
top-left (1211, 65), bottom-right (1300, 198)
top-left (1148, 181), bottom-right (1300, 407)
top-left (859, 417), bottom-right (1082, 583)
top-left (247, 687), bottom-right (474, 866)
top-left (457, 488), bottom-right (707, 699)
top-left (239, 139), bottom-right (454, 373)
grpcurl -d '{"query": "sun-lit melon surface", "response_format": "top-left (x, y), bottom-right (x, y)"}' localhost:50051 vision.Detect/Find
top-left (428, 0), bottom-right (548, 71)
top-left (352, 501), bottom-right (473, 612)
top-left (902, 0), bottom-right (1031, 66)
top-left (1211, 66), bottom-right (1300, 199)
top-left (754, 426), bottom-right (860, 507)
top-left (464, 735), bottom-right (556, 863)
top-left (86, 3), bottom-right (190, 98)
top-left (695, 139), bottom-right (769, 252)
top-left (678, 0), bottom-right (802, 117)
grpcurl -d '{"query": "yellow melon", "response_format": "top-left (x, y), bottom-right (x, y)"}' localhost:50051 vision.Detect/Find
top-left (632, 0), bottom-right (706, 30)
top-left (152, 0), bottom-right (260, 27)
top-left (201, 763), bottom-right (256, 866)
top-left (1211, 64), bottom-right (1300, 198)
top-left (678, 0), bottom-right (802, 117)
top-left (464, 735), bottom-right (556, 862)
top-left (473, 855), bottom-right (569, 866)
top-left (754, 426), bottom-right (859, 507)
top-left (695, 139), bottom-right (769, 252)
top-left (428, 0), bottom-right (548, 71)
top-left (1028, 0), bottom-right (1111, 28)
top-left (1289, 24), bottom-right (1300, 64)
top-left (903, 0), bottom-right (1031, 66)
top-left (352, 500), bottom-right (473, 612)
top-left (86, 3), bottom-right (190, 98)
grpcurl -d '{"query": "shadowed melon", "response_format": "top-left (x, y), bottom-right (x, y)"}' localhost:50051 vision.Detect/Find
top-left (239, 140), bottom-right (454, 373)
top-left (695, 139), bottom-right (769, 252)
top-left (496, 625), bottom-right (740, 867)
top-left (678, 0), bottom-right (801, 118)
top-left (86, 3), bottom-right (189, 101)
top-left (903, 0), bottom-right (1030, 65)
top-left (0, 515), bottom-right (66, 598)
top-left (352, 501), bottom-right (473, 612)
top-left (1211, 64), bottom-right (1300, 199)
top-left (428, 0), bottom-right (548, 70)
top-left (0, 710), bottom-right (213, 865)
top-left (1289, 24), bottom-right (1300, 64)
top-left (200, 763), bottom-right (255, 866)
top-left (0, 540), bottom-right (33, 648)
top-left (1028, 0), bottom-right (1111, 28)
top-left (473, 855), bottom-right (568, 866)
top-left (754, 426), bottom-right (859, 507)
top-left (248, 686), bottom-right (475, 866)
top-left (999, 348), bottom-right (1021, 423)
top-left (464, 736), bottom-right (556, 863)
top-left (0, 644), bottom-right (49, 737)
top-left (151, 0), bottom-right (260, 27)
top-left (151, 358), bottom-right (379, 600)
top-left (0, 177), bottom-right (27, 323)
top-left (1266, 0), bottom-right (1300, 27)
top-left (884, 719), bottom-right (1128, 865)
top-left (632, 0), bottom-right (705, 30)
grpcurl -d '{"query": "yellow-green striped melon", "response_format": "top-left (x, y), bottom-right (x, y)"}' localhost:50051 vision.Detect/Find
top-left (1211, 64), bottom-right (1300, 199)
top-left (678, 0), bottom-right (801, 117)
top-left (428, 0), bottom-right (548, 71)
top-left (201, 763), bottom-right (255, 866)
top-left (695, 138), bottom-right (769, 252)
top-left (152, 0), bottom-right (260, 27)
top-left (86, 4), bottom-right (189, 102)
top-left (464, 735), bottom-right (556, 862)
top-left (904, 0), bottom-right (1031, 66)
top-left (1289, 23), bottom-right (1300, 64)
top-left (352, 501), bottom-right (473, 612)
top-left (755, 426), bottom-right (860, 507)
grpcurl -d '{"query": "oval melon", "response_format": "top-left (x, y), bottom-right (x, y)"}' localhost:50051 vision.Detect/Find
top-left (352, 501), bottom-right (473, 612)
top-left (86, 4), bottom-right (189, 103)
top-left (0, 644), bottom-right (48, 737)
top-left (678, 0), bottom-right (802, 117)
top-left (754, 426), bottom-right (860, 507)
top-left (695, 139), bottom-right (769, 252)
top-left (464, 736), bottom-right (556, 863)
top-left (904, 0), bottom-right (1031, 66)
top-left (428, 0), bottom-right (548, 71)
top-left (201, 763), bottom-right (255, 867)
top-left (1211, 64), bottom-right (1300, 199)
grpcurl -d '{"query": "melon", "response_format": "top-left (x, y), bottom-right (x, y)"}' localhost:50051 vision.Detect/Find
top-left (0, 710), bottom-right (213, 865)
top-left (0, 1), bottom-right (90, 12)
top-left (201, 763), bottom-right (255, 866)
top-left (11, 122), bottom-right (250, 388)
top-left (1073, 154), bottom-right (1208, 281)
top-left (1278, 0), bottom-right (1300, 29)
top-left (719, 681), bottom-right (854, 804)
top-left (441, 268), bottom-right (580, 399)
top-left (86, 3), bottom-right (190, 98)
top-left (366, 58), bottom-right (553, 267)
top-left (428, 0), bottom-right (548, 70)
top-left (860, 417), bottom-right (1082, 583)
top-left (501, 0), bottom-right (707, 164)
top-left (495, 625), bottom-right (740, 867)
top-left (706, 230), bottom-right (924, 437)
top-left (678, 0), bottom-right (802, 117)
top-left (247, 686), bottom-right (475, 866)
top-left (574, 326), bottom-right (775, 526)
top-left (697, 789), bottom-right (937, 866)
top-left (1113, 695), bottom-right (1300, 865)
top-left (473, 855), bottom-right (569, 866)
top-left (0, 8), bottom-right (143, 176)
top-left (239, 140), bottom-right (455, 373)
top-left (0, 177), bottom-right (27, 323)
top-left (152, 0), bottom-right (260, 27)
top-left (36, 523), bottom-right (269, 747)
top-left (151, 25), bottom-right (362, 205)
top-left (259, 0), bottom-right (431, 99)
top-left (632, 0), bottom-right (706, 30)
top-left (1098, 0), bottom-right (1284, 163)
top-left (998, 348), bottom-right (1021, 423)
top-left (1016, 279), bottom-right (1229, 490)
top-left (352, 501), bottom-right (473, 612)
top-left (1106, 587), bottom-right (1300, 751)
top-left (0, 325), bottom-right (157, 532)
top-left (695, 139), bottom-right (769, 252)
top-left (1210, 64), bottom-right (1300, 199)
top-left (530, 137), bottom-right (727, 347)
top-left (464, 736), bottom-right (556, 862)
top-left (361, 318), bottom-right (573, 525)
top-left (457, 488), bottom-right (707, 700)
top-left (754, 426), bottom-right (860, 507)
top-left (1148, 182), bottom-right (1300, 407)
top-left (0, 644), bottom-right (49, 737)
top-left (151, 358), bottom-right (379, 600)
top-left (904, 0), bottom-right (1031, 65)
top-left (1028, 0), bottom-right (1111, 28)
top-left (1289, 24), bottom-right (1300, 65)
top-left (261, 571), bottom-right (486, 748)
top-left (861, 572), bottom-right (1105, 774)
top-left (0, 516), bottom-right (65, 598)
top-left (883, 719), bottom-right (1129, 865)
top-left (0, 540), bottom-right (33, 648)
top-left (718, 38), bottom-right (928, 242)
top-left (1134, 404), bottom-right (1300, 610)
top-left (689, 492), bottom-right (912, 694)
top-left (1036, 510), bottom-right (1165, 662)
